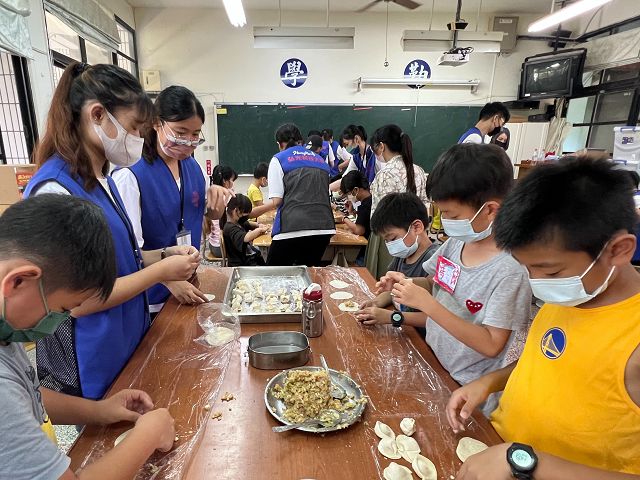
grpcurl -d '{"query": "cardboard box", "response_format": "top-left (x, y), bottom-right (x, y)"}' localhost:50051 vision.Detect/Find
top-left (0, 164), bottom-right (36, 204)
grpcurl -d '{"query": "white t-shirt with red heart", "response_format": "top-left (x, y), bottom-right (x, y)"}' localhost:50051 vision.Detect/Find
top-left (422, 238), bottom-right (532, 389)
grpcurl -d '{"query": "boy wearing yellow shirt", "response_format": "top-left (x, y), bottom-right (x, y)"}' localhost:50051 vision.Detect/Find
top-left (447, 156), bottom-right (640, 479)
top-left (247, 162), bottom-right (268, 210)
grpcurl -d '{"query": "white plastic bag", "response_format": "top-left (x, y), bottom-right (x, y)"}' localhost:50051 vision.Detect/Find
top-left (194, 302), bottom-right (240, 347)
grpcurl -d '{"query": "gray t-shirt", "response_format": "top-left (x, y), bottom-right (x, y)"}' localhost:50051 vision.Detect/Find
top-left (422, 238), bottom-right (531, 386)
top-left (0, 342), bottom-right (70, 480)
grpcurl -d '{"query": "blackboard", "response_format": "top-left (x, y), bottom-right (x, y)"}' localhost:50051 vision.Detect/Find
top-left (216, 104), bottom-right (481, 174)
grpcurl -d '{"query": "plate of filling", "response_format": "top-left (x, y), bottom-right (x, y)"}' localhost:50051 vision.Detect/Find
top-left (265, 367), bottom-right (367, 433)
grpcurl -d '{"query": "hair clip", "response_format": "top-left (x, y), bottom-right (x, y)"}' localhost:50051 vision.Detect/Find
top-left (74, 62), bottom-right (89, 76)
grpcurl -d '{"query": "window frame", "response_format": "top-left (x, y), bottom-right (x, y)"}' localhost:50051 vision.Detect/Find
top-left (113, 16), bottom-right (139, 79)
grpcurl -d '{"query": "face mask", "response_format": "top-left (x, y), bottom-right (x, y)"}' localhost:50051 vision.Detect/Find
top-left (159, 124), bottom-right (196, 160)
top-left (386, 228), bottom-right (419, 259)
top-left (442, 203), bottom-right (493, 243)
top-left (375, 154), bottom-right (385, 165)
top-left (94, 110), bottom-right (144, 167)
top-left (528, 248), bottom-right (616, 307)
top-left (0, 280), bottom-right (70, 343)
top-left (489, 126), bottom-right (502, 137)
top-left (494, 140), bottom-right (508, 150)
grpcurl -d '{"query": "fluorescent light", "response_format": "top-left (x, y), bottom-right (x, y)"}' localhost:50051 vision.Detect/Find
top-left (254, 27), bottom-right (355, 49)
top-left (223, 0), bottom-right (246, 28)
top-left (528, 0), bottom-right (613, 33)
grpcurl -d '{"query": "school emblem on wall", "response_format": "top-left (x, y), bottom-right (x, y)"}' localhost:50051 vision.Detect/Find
top-left (280, 58), bottom-right (308, 88)
top-left (404, 59), bottom-right (431, 89)
top-left (541, 327), bottom-right (567, 359)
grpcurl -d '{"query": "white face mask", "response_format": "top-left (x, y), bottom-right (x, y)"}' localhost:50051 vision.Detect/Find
top-left (528, 248), bottom-right (616, 307)
top-left (94, 110), bottom-right (144, 167)
top-left (442, 203), bottom-right (493, 243)
top-left (386, 228), bottom-right (418, 259)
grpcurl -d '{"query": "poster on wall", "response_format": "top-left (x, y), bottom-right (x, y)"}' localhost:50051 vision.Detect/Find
top-left (280, 58), bottom-right (308, 88)
top-left (404, 59), bottom-right (431, 89)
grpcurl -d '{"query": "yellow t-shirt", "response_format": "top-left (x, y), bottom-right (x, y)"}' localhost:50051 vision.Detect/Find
top-left (247, 183), bottom-right (263, 208)
top-left (491, 293), bottom-right (640, 474)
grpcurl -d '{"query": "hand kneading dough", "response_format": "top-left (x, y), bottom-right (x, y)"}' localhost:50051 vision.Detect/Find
top-left (330, 291), bottom-right (354, 300)
top-left (456, 437), bottom-right (488, 462)
top-left (383, 462), bottom-right (414, 480)
top-left (374, 421), bottom-right (396, 440)
top-left (412, 454), bottom-right (437, 480)
top-left (378, 437), bottom-right (402, 459)
top-left (396, 434), bottom-right (421, 462)
top-left (329, 279), bottom-right (349, 289)
top-left (400, 417), bottom-right (416, 436)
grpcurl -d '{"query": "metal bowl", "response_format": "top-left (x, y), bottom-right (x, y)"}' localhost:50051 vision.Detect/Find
top-left (264, 366), bottom-right (367, 433)
top-left (248, 331), bottom-right (310, 370)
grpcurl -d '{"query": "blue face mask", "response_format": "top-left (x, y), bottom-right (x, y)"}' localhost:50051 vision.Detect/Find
top-left (0, 280), bottom-right (71, 343)
top-left (386, 227), bottom-right (419, 259)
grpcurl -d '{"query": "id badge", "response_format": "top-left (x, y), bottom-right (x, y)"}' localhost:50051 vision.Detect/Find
top-left (433, 255), bottom-right (461, 295)
top-left (176, 229), bottom-right (192, 247)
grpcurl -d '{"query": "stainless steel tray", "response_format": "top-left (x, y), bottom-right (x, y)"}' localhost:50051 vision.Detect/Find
top-left (222, 266), bottom-right (311, 324)
top-left (264, 366), bottom-right (367, 433)
top-left (248, 331), bottom-right (310, 370)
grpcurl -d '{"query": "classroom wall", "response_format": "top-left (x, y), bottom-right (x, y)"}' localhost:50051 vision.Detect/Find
top-left (577, 0), bottom-right (640, 34)
top-left (134, 8), bottom-right (553, 107)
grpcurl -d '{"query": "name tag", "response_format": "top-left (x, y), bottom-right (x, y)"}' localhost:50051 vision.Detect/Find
top-left (433, 255), bottom-right (461, 294)
top-left (176, 229), bottom-right (192, 247)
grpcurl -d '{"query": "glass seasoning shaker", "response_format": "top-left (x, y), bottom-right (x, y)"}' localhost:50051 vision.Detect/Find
top-left (302, 283), bottom-right (323, 338)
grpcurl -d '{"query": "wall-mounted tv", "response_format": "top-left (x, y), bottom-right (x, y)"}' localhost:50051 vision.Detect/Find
top-left (519, 49), bottom-right (587, 100)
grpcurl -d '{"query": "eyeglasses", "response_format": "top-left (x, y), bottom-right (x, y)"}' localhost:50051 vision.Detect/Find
top-left (162, 122), bottom-right (205, 147)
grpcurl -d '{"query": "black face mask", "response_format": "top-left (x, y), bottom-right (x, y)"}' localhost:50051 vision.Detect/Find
top-left (489, 126), bottom-right (502, 137)
top-left (494, 140), bottom-right (508, 150)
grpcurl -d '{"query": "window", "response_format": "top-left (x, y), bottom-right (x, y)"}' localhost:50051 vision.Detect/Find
top-left (563, 62), bottom-right (640, 154)
top-left (45, 14), bottom-right (139, 88)
top-left (0, 51), bottom-right (37, 164)
top-left (113, 17), bottom-right (138, 78)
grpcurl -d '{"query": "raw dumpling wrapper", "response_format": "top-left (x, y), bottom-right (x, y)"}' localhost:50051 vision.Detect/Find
top-left (456, 437), bottom-right (488, 463)
top-left (205, 326), bottom-right (237, 347)
top-left (204, 294), bottom-right (216, 302)
top-left (114, 428), bottom-right (132, 447)
top-left (374, 421), bottom-right (396, 440)
top-left (338, 301), bottom-right (359, 312)
top-left (378, 437), bottom-right (401, 460)
top-left (400, 417), bottom-right (416, 436)
top-left (383, 462), bottom-right (413, 480)
top-left (412, 454), bottom-right (437, 480)
top-left (396, 434), bottom-right (421, 463)
top-left (329, 279), bottom-right (349, 289)
top-left (330, 291), bottom-right (354, 300)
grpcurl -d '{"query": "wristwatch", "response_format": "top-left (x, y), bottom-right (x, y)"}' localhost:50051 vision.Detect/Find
top-left (507, 443), bottom-right (538, 479)
top-left (161, 247), bottom-right (167, 259)
top-left (391, 311), bottom-right (404, 328)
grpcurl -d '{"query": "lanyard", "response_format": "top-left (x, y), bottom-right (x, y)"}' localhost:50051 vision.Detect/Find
top-left (178, 160), bottom-right (185, 231)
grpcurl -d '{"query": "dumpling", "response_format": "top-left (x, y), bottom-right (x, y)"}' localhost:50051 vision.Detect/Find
top-left (412, 454), bottom-right (437, 480)
top-left (456, 437), bottom-right (488, 463)
top-left (378, 437), bottom-right (401, 460)
top-left (374, 421), bottom-right (396, 440)
top-left (383, 462), bottom-right (413, 480)
top-left (400, 417), bottom-right (416, 436)
top-left (243, 292), bottom-right (254, 304)
top-left (280, 294), bottom-right (290, 303)
top-left (396, 434), bottom-right (421, 463)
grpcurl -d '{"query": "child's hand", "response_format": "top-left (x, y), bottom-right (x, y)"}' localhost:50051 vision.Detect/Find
top-left (456, 443), bottom-right (512, 480)
top-left (134, 408), bottom-right (176, 453)
top-left (165, 280), bottom-right (207, 304)
top-left (159, 254), bottom-right (199, 282)
top-left (392, 278), bottom-right (432, 312)
top-left (375, 271), bottom-right (406, 294)
top-left (445, 381), bottom-right (491, 433)
top-left (355, 307), bottom-right (390, 326)
top-left (358, 298), bottom-right (377, 309)
top-left (96, 389), bottom-right (154, 424)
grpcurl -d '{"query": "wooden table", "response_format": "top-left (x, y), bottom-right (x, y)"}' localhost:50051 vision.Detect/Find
top-left (68, 267), bottom-right (501, 479)
top-left (253, 217), bottom-right (368, 267)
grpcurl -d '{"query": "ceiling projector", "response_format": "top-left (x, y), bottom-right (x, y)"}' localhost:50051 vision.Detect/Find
top-left (437, 46), bottom-right (473, 67)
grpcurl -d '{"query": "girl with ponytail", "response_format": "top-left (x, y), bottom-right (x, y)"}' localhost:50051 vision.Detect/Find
top-left (207, 165), bottom-right (238, 257)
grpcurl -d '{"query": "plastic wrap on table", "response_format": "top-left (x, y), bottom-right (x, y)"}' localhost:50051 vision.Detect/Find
top-left (75, 302), bottom-right (236, 479)
top-left (316, 266), bottom-right (498, 479)
top-left (194, 303), bottom-right (241, 347)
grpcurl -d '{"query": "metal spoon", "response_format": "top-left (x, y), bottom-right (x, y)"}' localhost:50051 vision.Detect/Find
top-left (272, 409), bottom-right (351, 433)
top-left (319, 354), bottom-right (347, 400)
top-left (272, 420), bottom-right (324, 433)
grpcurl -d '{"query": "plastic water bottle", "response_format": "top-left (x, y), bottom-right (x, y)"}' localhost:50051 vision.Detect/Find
top-left (302, 283), bottom-right (323, 338)
top-left (533, 148), bottom-right (539, 161)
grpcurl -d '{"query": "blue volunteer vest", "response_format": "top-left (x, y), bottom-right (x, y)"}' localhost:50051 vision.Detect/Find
top-left (458, 127), bottom-right (484, 144)
top-left (329, 140), bottom-right (341, 177)
top-left (24, 156), bottom-right (149, 399)
top-left (272, 146), bottom-right (332, 237)
top-left (352, 145), bottom-right (377, 184)
top-left (128, 156), bottom-right (206, 305)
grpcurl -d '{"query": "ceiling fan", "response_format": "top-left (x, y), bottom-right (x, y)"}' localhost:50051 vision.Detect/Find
top-left (356, 0), bottom-right (422, 13)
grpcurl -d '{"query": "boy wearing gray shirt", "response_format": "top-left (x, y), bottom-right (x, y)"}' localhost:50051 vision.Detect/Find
top-left (380, 144), bottom-right (532, 415)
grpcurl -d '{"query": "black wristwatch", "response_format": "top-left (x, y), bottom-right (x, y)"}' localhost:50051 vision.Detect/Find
top-left (507, 443), bottom-right (538, 479)
top-left (391, 311), bottom-right (404, 328)
top-left (160, 247), bottom-right (167, 259)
